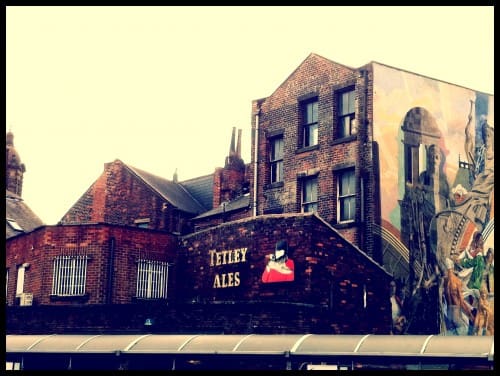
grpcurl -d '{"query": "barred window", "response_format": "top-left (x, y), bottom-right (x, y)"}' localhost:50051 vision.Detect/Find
top-left (136, 259), bottom-right (170, 299)
top-left (51, 255), bottom-right (88, 296)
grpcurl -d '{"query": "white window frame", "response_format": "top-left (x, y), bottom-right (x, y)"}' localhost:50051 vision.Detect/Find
top-left (7, 218), bottom-right (23, 231)
top-left (134, 218), bottom-right (150, 229)
top-left (270, 136), bottom-right (284, 183)
top-left (6, 268), bottom-right (9, 299)
top-left (136, 259), bottom-right (170, 299)
top-left (338, 169), bottom-right (356, 223)
top-left (51, 255), bottom-right (88, 296)
top-left (301, 176), bottom-right (318, 213)
top-left (16, 265), bottom-right (26, 296)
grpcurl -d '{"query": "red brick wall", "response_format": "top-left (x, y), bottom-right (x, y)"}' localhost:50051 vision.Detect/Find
top-left (6, 216), bottom-right (390, 334)
top-left (6, 224), bottom-right (177, 306)
top-left (60, 160), bottom-right (194, 233)
top-left (249, 55), bottom-right (380, 261)
top-left (178, 213), bottom-right (392, 334)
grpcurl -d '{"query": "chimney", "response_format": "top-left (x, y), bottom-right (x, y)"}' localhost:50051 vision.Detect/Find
top-left (236, 129), bottom-right (242, 158)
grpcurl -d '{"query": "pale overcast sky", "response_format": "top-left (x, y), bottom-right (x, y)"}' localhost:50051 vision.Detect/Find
top-left (6, 6), bottom-right (494, 225)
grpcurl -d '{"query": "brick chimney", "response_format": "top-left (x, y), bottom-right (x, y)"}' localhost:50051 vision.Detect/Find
top-left (213, 127), bottom-right (247, 208)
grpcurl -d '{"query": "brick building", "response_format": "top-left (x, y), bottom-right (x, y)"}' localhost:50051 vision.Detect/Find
top-left (6, 53), bottom-right (494, 336)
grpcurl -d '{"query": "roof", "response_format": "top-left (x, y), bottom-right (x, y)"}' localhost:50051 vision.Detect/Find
top-left (125, 164), bottom-right (206, 215)
top-left (192, 194), bottom-right (250, 220)
top-left (5, 334), bottom-right (494, 360)
top-left (179, 173), bottom-right (214, 211)
top-left (262, 53), bottom-right (356, 101)
top-left (6, 190), bottom-right (44, 239)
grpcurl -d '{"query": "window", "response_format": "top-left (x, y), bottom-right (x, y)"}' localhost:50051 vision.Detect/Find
top-left (16, 265), bottom-right (26, 296)
top-left (301, 98), bottom-right (318, 147)
top-left (7, 218), bottom-right (23, 232)
top-left (51, 255), bottom-right (88, 296)
top-left (338, 169), bottom-right (356, 222)
top-left (404, 144), bottom-right (414, 183)
top-left (270, 136), bottom-right (284, 183)
top-left (136, 259), bottom-right (170, 299)
top-left (301, 176), bottom-right (318, 213)
top-left (404, 143), bottom-right (429, 184)
top-left (134, 218), bottom-right (150, 229)
top-left (337, 88), bottom-right (355, 138)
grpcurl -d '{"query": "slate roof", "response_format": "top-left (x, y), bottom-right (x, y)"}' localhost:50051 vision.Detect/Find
top-left (6, 190), bottom-right (44, 239)
top-left (179, 173), bottom-right (214, 211)
top-left (126, 164), bottom-right (206, 215)
top-left (192, 193), bottom-right (251, 220)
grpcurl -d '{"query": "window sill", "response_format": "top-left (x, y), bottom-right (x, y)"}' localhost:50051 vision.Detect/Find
top-left (50, 294), bottom-right (89, 303)
top-left (296, 144), bottom-right (319, 154)
top-left (264, 181), bottom-right (284, 190)
top-left (332, 134), bottom-right (357, 145)
top-left (333, 221), bottom-right (357, 229)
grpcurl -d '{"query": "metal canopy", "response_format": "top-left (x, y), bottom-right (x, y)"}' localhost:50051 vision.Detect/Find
top-left (6, 334), bottom-right (494, 360)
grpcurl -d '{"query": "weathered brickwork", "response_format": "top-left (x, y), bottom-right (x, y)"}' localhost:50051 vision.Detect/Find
top-left (177, 213), bottom-right (392, 334)
top-left (61, 160), bottom-right (193, 233)
top-left (5, 224), bottom-right (178, 306)
top-left (6, 213), bottom-right (392, 334)
top-left (249, 55), bottom-right (380, 262)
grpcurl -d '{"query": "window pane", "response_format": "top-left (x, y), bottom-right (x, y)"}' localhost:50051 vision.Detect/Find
top-left (305, 123), bottom-right (318, 146)
top-left (271, 161), bottom-right (283, 183)
top-left (340, 90), bottom-right (355, 115)
top-left (338, 89), bottom-right (355, 138)
top-left (338, 169), bottom-right (355, 222)
top-left (16, 267), bottom-right (25, 295)
top-left (302, 177), bottom-right (318, 212)
top-left (270, 137), bottom-right (283, 161)
top-left (340, 170), bottom-right (355, 195)
top-left (341, 196), bottom-right (355, 221)
top-left (347, 90), bottom-right (355, 113)
top-left (270, 137), bottom-right (284, 183)
top-left (310, 101), bottom-right (318, 123)
top-left (340, 116), bottom-right (350, 138)
top-left (301, 99), bottom-right (318, 147)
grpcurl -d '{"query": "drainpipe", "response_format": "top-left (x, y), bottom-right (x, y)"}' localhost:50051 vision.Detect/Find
top-left (106, 237), bottom-right (115, 304)
top-left (252, 110), bottom-right (260, 217)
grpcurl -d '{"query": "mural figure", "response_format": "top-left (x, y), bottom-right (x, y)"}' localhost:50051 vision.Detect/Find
top-left (464, 100), bottom-right (476, 178)
top-left (401, 103), bottom-right (494, 335)
top-left (262, 240), bottom-right (295, 283)
top-left (443, 257), bottom-right (474, 335)
top-left (473, 285), bottom-right (494, 336)
top-left (426, 111), bottom-right (494, 336)
top-left (390, 280), bottom-right (406, 334)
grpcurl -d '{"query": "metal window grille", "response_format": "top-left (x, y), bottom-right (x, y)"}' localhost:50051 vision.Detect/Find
top-left (136, 260), bottom-right (169, 299)
top-left (51, 255), bottom-right (88, 296)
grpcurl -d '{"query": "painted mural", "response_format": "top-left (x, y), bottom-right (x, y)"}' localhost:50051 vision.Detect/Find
top-left (373, 63), bottom-right (494, 335)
